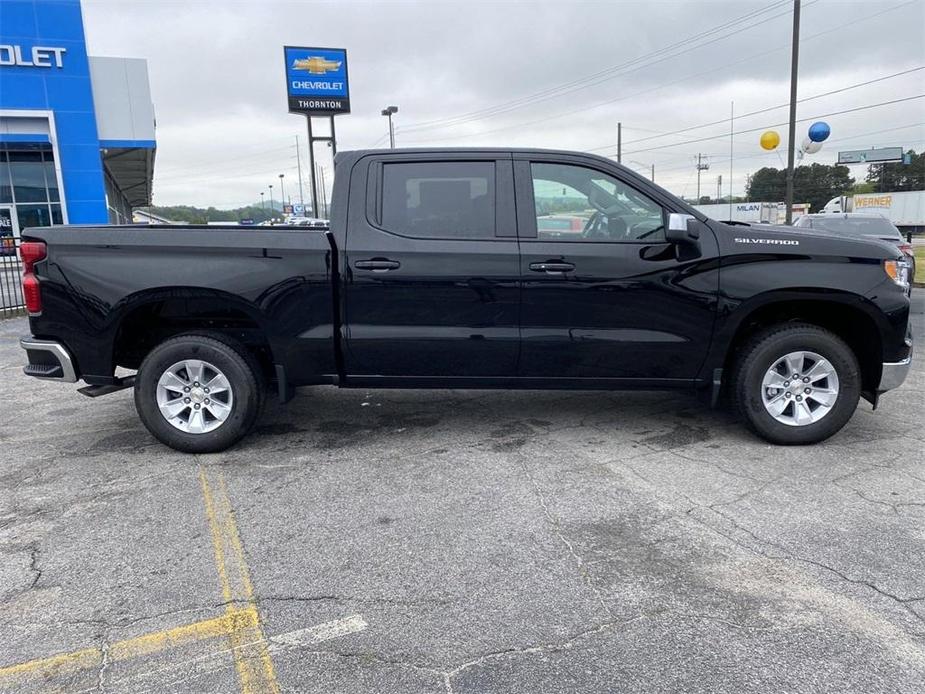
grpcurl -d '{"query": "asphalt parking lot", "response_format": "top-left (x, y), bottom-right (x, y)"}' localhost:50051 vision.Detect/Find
top-left (1, 298), bottom-right (923, 694)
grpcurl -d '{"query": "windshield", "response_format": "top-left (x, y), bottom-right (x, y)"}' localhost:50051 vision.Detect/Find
top-left (800, 216), bottom-right (900, 238)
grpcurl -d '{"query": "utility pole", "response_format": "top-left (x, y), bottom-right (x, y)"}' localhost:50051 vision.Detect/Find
top-left (729, 101), bottom-right (734, 219)
top-left (616, 122), bottom-right (622, 164)
top-left (717, 174), bottom-right (723, 201)
top-left (381, 106), bottom-right (398, 149)
top-left (295, 135), bottom-right (305, 208)
top-left (318, 164), bottom-right (328, 218)
top-left (651, 164), bottom-right (655, 182)
top-left (278, 174), bottom-right (285, 213)
top-left (784, 0), bottom-right (801, 224)
top-left (695, 153), bottom-right (710, 202)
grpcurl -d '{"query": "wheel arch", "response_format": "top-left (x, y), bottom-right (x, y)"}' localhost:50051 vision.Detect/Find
top-left (709, 290), bottom-right (885, 397)
top-left (109, 288), bottom-right (276, 379)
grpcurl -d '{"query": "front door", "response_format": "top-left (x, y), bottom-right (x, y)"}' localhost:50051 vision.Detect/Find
top-left (342, 153), bottom-right (521, 380)
top-left (514, 155), bottom-right (719, 383)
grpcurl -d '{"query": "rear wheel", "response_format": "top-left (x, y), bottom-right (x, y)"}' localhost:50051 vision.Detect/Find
top-left (733, 323), bottom-right (860, 445)
top-left (135, 334), bottom-right (262, 453)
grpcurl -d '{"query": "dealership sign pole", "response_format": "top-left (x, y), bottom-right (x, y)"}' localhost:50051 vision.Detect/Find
top-left (284, 46), bottom-right (350, 217)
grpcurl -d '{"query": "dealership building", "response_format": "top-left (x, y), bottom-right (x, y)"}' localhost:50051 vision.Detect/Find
top-left (0, 0), bottom-right (155, 237)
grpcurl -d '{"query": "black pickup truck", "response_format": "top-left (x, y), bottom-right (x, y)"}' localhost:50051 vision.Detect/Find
top-left (19, 148), bottom-right (914, 452)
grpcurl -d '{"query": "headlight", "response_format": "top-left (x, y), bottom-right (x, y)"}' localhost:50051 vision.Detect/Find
top-left (884, 258), bottom-right (911, 289)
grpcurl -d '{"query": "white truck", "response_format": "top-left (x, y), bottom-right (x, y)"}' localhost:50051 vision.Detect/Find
top-left (693, 201), bottom-right (811, 225)
top-left (822, 191), bottom-right (925, 234)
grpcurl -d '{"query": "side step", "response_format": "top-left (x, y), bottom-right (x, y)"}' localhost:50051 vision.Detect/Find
top-left (78, 375), bottom-right (136, 398)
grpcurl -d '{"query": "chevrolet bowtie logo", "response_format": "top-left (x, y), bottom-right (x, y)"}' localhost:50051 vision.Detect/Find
top-left (292, 56), bottom-right (342, 74)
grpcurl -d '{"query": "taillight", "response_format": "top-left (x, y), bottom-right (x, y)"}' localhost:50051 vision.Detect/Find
top-left (20, 241), bottom-right (47, 315)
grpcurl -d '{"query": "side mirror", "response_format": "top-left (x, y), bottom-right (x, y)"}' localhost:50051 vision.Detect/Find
top-left (666, 213), bottom-right (701, 244)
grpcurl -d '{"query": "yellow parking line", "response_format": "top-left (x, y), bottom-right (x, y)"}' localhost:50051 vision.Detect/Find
top-left (0, 470), bottom-right (279, 694)
top-left (0, 609), bottom-right (241, 680)
top-left (199, 467), bottom-right (280, 694)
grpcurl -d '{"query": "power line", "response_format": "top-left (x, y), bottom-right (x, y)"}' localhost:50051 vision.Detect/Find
top-left (603, 66), bottom-right (923, 149)
top-left (400, 0), bottom-right (914, 146)
top-left (397, 0), bottom-right (798, 134)
top-left (156, 161), bottom-right (299, 185)
top-left (155, 147), bottom-right (298, 181)
top-left (619, 95), bottom-right (925, 156)
top-left (155, 139), bottom-right (297, 175)
top-left (629, 124), bottom-right (925, 177)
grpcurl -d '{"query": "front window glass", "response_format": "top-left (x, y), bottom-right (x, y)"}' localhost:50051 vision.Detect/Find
top-left (531, 163), bottom-right (665, 242)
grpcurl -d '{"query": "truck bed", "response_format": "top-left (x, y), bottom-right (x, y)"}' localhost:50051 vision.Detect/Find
top-left (23, 224), bottom-right (337, 385)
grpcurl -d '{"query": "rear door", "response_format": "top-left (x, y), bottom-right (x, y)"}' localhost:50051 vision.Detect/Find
top-left (342, 152), bottom-right (520, 380)
top-left (514, 153), bottom-right (719, 382)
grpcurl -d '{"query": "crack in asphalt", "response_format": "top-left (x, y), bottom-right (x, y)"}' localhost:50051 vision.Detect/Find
top-left (442, 614), bottom-right (648, 693)
top-left (517, 454), bottom-right (614, 619)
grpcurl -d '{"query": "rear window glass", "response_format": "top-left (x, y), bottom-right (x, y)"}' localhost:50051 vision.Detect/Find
top-left (381, 162), bottom-right (495, 239)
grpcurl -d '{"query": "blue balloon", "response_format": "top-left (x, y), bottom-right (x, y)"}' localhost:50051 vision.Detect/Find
top-left (808, 121), bottom-right (831, 143)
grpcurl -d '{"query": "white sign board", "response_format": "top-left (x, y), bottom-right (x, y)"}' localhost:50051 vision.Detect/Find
top-left (837, 147), bottom-right (903, 165)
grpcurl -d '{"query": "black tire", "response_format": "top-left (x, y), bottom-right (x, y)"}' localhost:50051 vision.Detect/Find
top-left (134, 333), bottom-right (263, 453)
top-left (732, 323), bottom-right (860, 445)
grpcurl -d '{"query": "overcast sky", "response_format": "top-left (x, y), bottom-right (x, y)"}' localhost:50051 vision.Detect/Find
top-left (81, 0), bottom-right (925, 209)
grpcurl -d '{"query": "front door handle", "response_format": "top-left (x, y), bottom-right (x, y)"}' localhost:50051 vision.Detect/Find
top-left (354, 258), bottom-right (401, 272)
top-left (529, 261), bottom-right (575, 274)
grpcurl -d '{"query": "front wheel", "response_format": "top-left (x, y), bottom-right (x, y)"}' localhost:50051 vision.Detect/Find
top-left (134, 334), bottom-right (263, 453)
top-left (733, 323), bottom-right (860, 445)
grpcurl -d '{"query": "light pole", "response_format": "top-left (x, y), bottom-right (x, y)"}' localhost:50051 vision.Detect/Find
top-left (381, 105), bottom-right (398, 149)
top-left (278, 174), bottom-right (286, 212)
top-left (784, 0), bottom-right (801, 224)
top-left (268, 184), bottom-right (274, 215)
top-left (259, 192), bottom-right (264, 210)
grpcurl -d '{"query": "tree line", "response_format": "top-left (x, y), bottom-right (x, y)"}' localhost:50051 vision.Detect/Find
top-left (699, 149), bottom-right (924, 212)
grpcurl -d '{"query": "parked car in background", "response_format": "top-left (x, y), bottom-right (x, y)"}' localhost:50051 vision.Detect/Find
top-left (793, 213), bottom-right (915, 279)
top-left (289, 217), bottom-right (329, 229)
top-left (536, 214), bottom-right (586, 238)
top-left (822, 191), bottom-right (925, 235)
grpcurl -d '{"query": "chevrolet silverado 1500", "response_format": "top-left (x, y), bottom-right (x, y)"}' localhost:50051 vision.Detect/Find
top-left (19, 148), bottom-right (914, 452)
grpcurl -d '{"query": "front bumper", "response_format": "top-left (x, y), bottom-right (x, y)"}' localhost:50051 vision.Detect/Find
top-left (20, 337), bottom-right (78, 383)
top-left (878, 322), bottom-right (913, 392)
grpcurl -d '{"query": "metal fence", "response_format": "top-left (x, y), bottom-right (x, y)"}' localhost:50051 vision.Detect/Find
top-left (1, 237), bottom-right (25, 319)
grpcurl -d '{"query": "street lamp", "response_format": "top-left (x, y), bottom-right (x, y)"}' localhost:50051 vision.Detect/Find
top-left (259, 191), bottom-right (265, 210)
top-left (268, 184), bottom-right (274, 214)
top-left (381, 105), bottom-right (398, 149)
top-left (278, 174), bottom-right (286, 210)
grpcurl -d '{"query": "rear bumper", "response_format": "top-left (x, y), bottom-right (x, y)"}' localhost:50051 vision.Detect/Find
top-left (20, 337), bottom-right (78, 383)
top-left (878, 322), bottom-right (913, 392)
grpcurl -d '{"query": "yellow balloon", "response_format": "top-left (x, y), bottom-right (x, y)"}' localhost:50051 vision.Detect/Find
top-left (760, 130), bottom-right (781, 151)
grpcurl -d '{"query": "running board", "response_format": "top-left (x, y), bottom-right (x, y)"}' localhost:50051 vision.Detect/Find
top-left (78, 375), bottom-right (136, 398)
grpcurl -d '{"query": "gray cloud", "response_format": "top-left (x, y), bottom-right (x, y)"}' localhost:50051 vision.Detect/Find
top-left (81, 0), bottom-right (925, 207)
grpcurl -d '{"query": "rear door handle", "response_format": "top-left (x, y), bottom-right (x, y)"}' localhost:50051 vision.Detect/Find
top-left (529, 261), bottom-right (575, 274)
top-left (354, 258), bottom-right (401, 272)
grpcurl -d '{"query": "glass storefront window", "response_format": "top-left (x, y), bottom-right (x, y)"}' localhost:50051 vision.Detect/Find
top-left (1, 149), bottom-right (60, 228)
top-left (9, 152), bottom-right (49, 203)
top-left (0, 157), bottom-right (12, 204)
top-left (16, 204), bottom-right (52, 229)
top-left (44, 158), bottom-right (60, 202)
